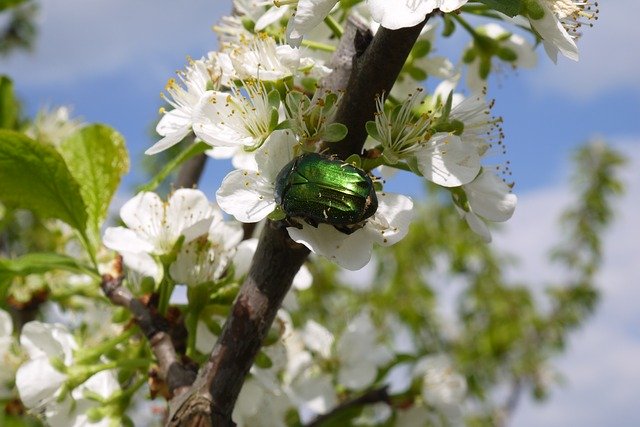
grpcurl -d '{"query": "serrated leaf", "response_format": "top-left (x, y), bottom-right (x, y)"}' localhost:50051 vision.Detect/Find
top-left (59, 124), bottom-right (129, 243)
top-left (0, 76), bottom-right (19, 130)
top-left (0, 252), bottom-right (97, 282)
top-left (477, 0), bottom-right (523, 17)
top-left (0, 130), bottom-right (88, 233)
top-left (322, 122), bottom-right (348, 142)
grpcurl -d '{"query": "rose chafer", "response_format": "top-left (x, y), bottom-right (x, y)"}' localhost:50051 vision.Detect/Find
top-left (274, 153), bottom-right (378, 233)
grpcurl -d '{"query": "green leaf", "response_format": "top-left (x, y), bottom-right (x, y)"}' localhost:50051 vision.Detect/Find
top-left (0, 0), bottom-right (27, 12)
top-left (138, 141), bottom-right (209, 193)
top-left (0, 76), bottom-right (19, 130)
top-left (0, 130), bottom-right (88, 233)
top-left (322, 122), bottom-right (348, 142)
top-left (477, 0), bottom-right (523, 17)
top-left (0, 252), bottom-right (98, 282)
top-left (59, 124), bottom-right (129, 244)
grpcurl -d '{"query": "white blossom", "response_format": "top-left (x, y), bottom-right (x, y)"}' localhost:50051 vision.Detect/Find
top-left (25, 106), bottom-right (82, 146)
top-left (458, 169), bottom-right (517, 242)
top-left (169, 209), bottom-right (243, 287)
top-left (193, 81), bottom-right (279, 151)
top-left (216, 130), bottom-right (300, 223)
top-left (367, 0), bottom-right (469, 30)
top-left (415, 354), bottom-right (467, 420)
top-left (287, 192), bottom-right (414, 270)
top-left (336, 312), bottom-right (394, 390)
top-left (0, 309), bottom-right (16, 398)
top-left (286, 0), bottom-right (339, 47)
top-left (528, 0), bottom-right (598, 62)
top-left (103, 189), bottom-right (216, 256)
top-left (146, 56), bottom-right (222, 155)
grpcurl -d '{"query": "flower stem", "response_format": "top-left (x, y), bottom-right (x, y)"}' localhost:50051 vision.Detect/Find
top-left (323, 15), bottom-right (343, 39)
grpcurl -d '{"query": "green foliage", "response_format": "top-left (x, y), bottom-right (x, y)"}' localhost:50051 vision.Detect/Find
top-left (59, 124), bottom-right (129, 245)
top-left (0, 75), bottom-right (20, 130)
top-left (0, 130), bottom-right (88, 235)
top-left (0, 1), bottom-right (38, 55)
top-left (477, 0), bottom-right (523, 17)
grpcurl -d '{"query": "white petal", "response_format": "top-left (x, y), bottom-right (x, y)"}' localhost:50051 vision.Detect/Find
top-left (365, 192), bottom-right (414, 247)
top-left (0, 309), bottom-right (12, 337)
top-left (166, 189), bottom-right (215, 243)
top-left (120, 251), bottom-right (162, 282)
top-left (417, 133), bottom-right (480, 187)
top-left (146, 112), bottom-right (192, 155)
top-left (255, 130), bottom-right (299, 181)
top-left (119, 192), bottom-right (165, 243)
top-left (302, 320), bottom-right (334, 359)
top-left (367, 0), bottom-right (436, 30)
top-left (76, 370), bottom-right (120, 399)
top-left (16, 358), bottom-right (66, 408)
top-left (20, 321), bottom-right (76, 362)
top-left (233, 238), bottom-right (259, 279)
top-left (192, 91), bottom-right (254, 147)
top-left (464, 170), bottom-right (517, 222)
top-left (463, 210), bottom-right (492, 243)
top-left (216, 170), bottom-right (276, 223)
top-left (287, 223), bottom-right (374, 271)
top-left (103, 227), bottom-right (155, 254)
top-left (286, 0), bottom-right (339, 47)
top-left (339, 361), bottom-right (378, 391)
top-left (529, 5), bottom-right (578, 62)
top-left (292, 264), bottom-right (313, 290)
top-left (255, 5), bottom-right (290, 31)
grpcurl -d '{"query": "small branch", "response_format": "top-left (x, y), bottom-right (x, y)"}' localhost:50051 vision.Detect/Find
top-left (166, 222), bottom-right (309, 426)
top-left (166, 13), bottom-right (430, 427)
top-left (305, 386), bottom-right (391, 427)
top-left (101, 259), bottom-right (196, 398)
top-left (174, 152), bottom-right (207, 189)
top-left (325, 16), bottom-right (430, 158)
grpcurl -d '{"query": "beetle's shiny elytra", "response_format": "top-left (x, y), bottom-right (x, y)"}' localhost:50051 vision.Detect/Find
top-left (274, 153), bottom-right (378, 229)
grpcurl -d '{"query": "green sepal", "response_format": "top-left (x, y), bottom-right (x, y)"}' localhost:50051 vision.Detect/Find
top-left (268, 205), bottom-right (287, 221)
top-left (477, 0), bottom-right (524, 17)
top-left (344, 154), bottom-right (362, 168)
top-left (411, 39), bottom-right (431, 58)
top-left (322, 122), bottom-right (347, 142)
top-left (365, 121), bottom-right (382, 142)
top-left (497, 47), bottom-right (518, 62)
top-left (442, 14), bottom-right (456, 37)
top-left (523, 0), bottom-right (544, 19)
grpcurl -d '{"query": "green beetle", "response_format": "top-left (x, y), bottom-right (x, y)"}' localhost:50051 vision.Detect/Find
top-left (274, 153), bottom-right (378, 233)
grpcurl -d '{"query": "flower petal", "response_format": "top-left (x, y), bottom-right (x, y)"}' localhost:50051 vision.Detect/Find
top-left (365, 192), bottom-right (414, 246)
top-left (464, 170), bottom-right (517, 222)
top-left (417, 133), bottom-right (480, 187)
top-left (216, 170), bottom-right (276, 223)
top-left (103, 226), bottom-right (155, 254)
top-left (166, 189), bottom-right (215, 243)
top-left (287, 223), bottom-right (374, 271)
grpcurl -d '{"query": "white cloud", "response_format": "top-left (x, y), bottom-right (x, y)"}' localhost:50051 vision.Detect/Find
top-left (0, 0), bottom-right (227, 86)
top-left (494, 138), bottom-right (640, 427)
top-left (528, 0), bottom-right (640, 99)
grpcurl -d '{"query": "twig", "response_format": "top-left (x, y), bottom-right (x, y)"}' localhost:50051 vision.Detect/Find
top-left (101, 258), bottom-right (196, 398)
top-left (166, 222), bottom-right (309, 426)
top-left (305, 386), bottom-right (391, 427)
top-left (325, 16), bottom-right (430, 158)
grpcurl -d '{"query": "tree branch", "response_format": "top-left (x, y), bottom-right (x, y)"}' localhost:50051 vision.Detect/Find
top-left (305, 386), bottom-right (391, 427)
top-left (325, 17), bottom-right (429, 158)
top-left (101, 258), bottom-right (196, 398)
top-left (174, 152), bottom-right (207, 189)
top-left (167, 14), bottom-right (429, 426)
top-left (166, 222), bottom-right (309, 426)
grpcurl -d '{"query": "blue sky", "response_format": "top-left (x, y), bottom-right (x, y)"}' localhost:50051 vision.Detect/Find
top-left (1, 0), bottom-right (639, 425)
